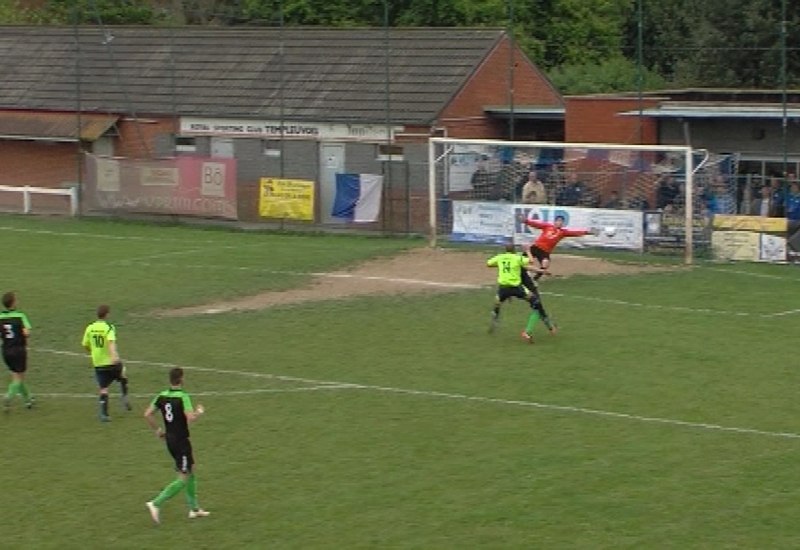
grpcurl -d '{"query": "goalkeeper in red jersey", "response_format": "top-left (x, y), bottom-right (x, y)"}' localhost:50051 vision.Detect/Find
top-left (518, 214), bottom-right (598, 282)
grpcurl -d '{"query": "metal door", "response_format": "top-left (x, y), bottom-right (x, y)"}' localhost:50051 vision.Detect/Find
top-left (211, 137), bottom-right (235, 158)
top-left (319, 143), bottom-right (345, 224)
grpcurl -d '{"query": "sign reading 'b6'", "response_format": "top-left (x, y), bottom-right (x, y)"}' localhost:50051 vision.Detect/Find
top-left (84, 154), bottom-right (239, 220)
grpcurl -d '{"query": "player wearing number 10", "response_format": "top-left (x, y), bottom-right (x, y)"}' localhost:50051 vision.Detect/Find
top-left (0, 292), bottom-right (34, 411)
top-left (81, 304), bottom-right (130, 422)
top-left (144, 367), bottom-right (209, 524)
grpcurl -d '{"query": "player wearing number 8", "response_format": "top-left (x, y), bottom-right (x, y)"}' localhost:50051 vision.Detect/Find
top-left (81, 304), bottom-right (130, 422)
top-left (0, 292), bottom-right (34, 412)
top-left (143, 367), bottom-right (209, 523)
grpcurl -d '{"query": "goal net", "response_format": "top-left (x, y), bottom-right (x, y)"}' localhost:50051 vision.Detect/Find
top-left (428, 138), bottom-right (740, 264)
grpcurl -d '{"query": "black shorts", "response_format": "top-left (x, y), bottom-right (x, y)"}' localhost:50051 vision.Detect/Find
top-left (2, 348), bottom-right (27, 374)
top-left (496, 285), bottom-right (532, 303)
top-left (166, 437), bottom-right (195, 474)
top-left (520, 269), bottom-right (538, 293)
top-left (528, 245), bottom-right (550, 263)
top-left (94, 364), bottom-right (125, 389)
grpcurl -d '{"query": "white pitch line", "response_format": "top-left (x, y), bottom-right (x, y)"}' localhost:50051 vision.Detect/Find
top-left (766, 308), bottom-right (800, 317)
top-left (121, 261), bottom-right (799, 317)
top-left (0, 225), bottom-right (213, 244)
top-left (111, 241), bottom-right (279, 264)
top-left (35, 385), bottom-right (351, 399)
top-left (124, 262), bottom-right (484, 290)
top-left (103, 259), bottom-right (800, 317)
top-left (544, 292), bottom-right (755, 317)
top-left (703, 266), bottom-right (800, 282)
top-left (33, 348), bottom-right (800, 441)
top-left (37, 348), bottom-right (351, 387)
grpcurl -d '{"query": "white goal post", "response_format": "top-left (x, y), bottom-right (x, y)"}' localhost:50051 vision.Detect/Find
top-left (428, 137), bottom-right (700, 264)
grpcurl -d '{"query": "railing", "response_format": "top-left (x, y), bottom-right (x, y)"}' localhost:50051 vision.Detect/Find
top-left (0, 185), bottom-right (79, 217)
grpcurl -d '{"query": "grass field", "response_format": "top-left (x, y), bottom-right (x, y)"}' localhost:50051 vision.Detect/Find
top-left (2, 215), bottom-right (800, 549)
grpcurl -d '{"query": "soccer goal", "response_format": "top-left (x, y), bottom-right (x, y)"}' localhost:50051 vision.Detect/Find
top-left (428, 137), bottom-right (740, 264)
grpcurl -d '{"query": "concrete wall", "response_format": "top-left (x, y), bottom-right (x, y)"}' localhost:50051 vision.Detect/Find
top-left (659, 118), bottom-right (800, 159)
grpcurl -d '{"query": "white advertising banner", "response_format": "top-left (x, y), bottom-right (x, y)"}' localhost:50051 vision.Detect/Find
top-left (450, 201), bottom-right (514, 244)
top-left (760, 233), bottom-right (787, 262)
top-left (512, 204), bottom-right (645, 251)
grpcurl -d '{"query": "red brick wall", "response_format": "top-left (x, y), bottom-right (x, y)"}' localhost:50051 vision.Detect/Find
top-left (565, 97), bottom-right (660, 144)
top-left (0, 116), bottom-right (175, 188)
top-left (0, 141), bottom-right (79, 188)
top-left (438, 35), bottom-right (563, 139)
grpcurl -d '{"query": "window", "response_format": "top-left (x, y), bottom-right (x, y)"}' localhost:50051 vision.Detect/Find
top-left (377, 144), bottom-right (404, 162)
top-left (175, 136), bottom-right (196, 153)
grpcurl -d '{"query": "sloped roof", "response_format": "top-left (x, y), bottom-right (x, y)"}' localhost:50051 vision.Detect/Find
top-left (0, 111), bottom-right (118, 141)
top-left (0, 25), bottom-right (506, 124)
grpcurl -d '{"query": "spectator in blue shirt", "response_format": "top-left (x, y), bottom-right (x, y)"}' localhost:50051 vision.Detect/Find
top-left (785, 183), bottom-right (800, 221)
top-left (768, 176), bottom-right (786, 217)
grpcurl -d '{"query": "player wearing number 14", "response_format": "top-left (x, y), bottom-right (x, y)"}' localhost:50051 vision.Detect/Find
top-left (0, 292), bottom-right (34, 411)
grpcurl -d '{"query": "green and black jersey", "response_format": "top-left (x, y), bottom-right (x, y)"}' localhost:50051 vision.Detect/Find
top-left (151, 388), bottom-right (194, 440)
top-left (0, 309), bottom-right (31, 351)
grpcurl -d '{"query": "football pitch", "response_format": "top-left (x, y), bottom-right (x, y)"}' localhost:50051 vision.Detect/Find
top-left (2, 215), bottom-right (800, 549)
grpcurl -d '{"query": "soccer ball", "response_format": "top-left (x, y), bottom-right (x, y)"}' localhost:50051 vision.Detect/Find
top-left (604, 226), bottom-right (616, 237)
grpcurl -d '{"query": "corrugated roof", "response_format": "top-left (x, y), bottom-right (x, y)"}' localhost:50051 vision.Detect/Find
top-left (483, 105), bottom-right (565, 119)
top-left (0, 26), bottom-right (506, 125)
top-left (620, 103), bottom-right (800, 119)
top-left (0, 111), bottom-right (118, 141)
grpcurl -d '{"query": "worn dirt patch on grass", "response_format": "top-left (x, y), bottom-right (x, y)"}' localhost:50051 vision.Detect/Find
top-left (159, 248), bottom-right (672, 317)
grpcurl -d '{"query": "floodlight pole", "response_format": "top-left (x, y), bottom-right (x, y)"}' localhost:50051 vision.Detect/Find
top-left (279, 0), bottom-right (285, 180)
top-left (781, 0), bottom-right (788, 183)
top-left (73, 0), bottom-right (83, 211)
top-left (507, 0), bottom-right (515, 140)
top-left (384, 0), bottom-right (393, 235)
top-left (636, 0), bottom-right (644, 145)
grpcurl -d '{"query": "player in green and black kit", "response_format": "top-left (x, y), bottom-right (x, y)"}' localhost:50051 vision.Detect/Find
top-left (82, 304), bottom-right (130, 422)
top-left (486, 244), bottom-right (544, 343)
top-left (0, 292), bottom-right (34, 411)
top-left (144, 367), bottom-right (209, 524)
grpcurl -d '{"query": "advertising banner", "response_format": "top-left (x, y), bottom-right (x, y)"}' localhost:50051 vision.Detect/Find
top-left (712, 215), bottom-right (787, 233)
top-left (710, 230), bottom-right (787, 263)
top-left (84, 154), bottom-right (238, 220)
top-left (643, 212), bottom-right (711, 252)
top-left (760, 233), bottom-right (787, 263)
top-left (512, 204), bottom-right (644, 251)
top-left (450, 201), bottom-right (514, 244)
top-left (259, 178), bottom-right (315, 221)
top-left (711, 231), bottom-right (760, 262)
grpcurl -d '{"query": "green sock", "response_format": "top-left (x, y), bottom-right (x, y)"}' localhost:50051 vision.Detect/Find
top-left (186, 474), bottom-right (199, 510)
top-left (153, 478), bottom-right (186, 507)
top-left (525, 311), bottom-right (540, 334)
top-left (6, 381), bottom-right (19, 399)
top-left (18, 382), bottom-right (30, 400)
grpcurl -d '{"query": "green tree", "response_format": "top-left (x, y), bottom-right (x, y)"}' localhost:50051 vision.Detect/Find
top-left (42, 0), bottom-right (165, 25)
top-left (623, 0), bottom-right (800, 88)
top-left (547, 55), bottom-right (665, 94)
top-left (540, 0), bottom-right (632, 68)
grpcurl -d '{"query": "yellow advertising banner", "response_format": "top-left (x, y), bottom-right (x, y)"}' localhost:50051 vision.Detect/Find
top-left (259, 178), bottom-right (314, 221)
top-left (711, 230), bottom-right (760, 262)
top-left (712, 215), bottom-right (787, 233)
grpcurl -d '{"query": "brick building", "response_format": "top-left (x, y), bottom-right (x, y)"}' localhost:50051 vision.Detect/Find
top-left (0, 25), bottom-right (563, 228)
top-left (566, 89), bottom-right (800, 183)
